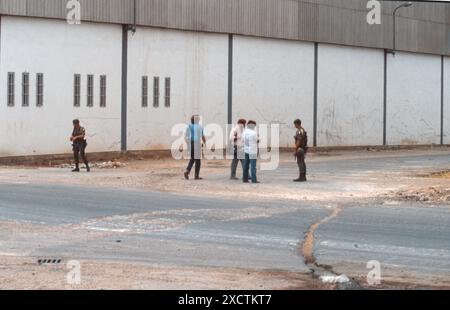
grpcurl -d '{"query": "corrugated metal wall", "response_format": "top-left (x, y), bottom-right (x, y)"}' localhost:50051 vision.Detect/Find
top-left (447, 2), bottom-right (450, 55)
top-left (0, 0), bottom-right (449, 55)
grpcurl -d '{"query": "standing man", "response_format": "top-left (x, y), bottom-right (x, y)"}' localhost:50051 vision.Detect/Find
top-left (184, 115), bottom-right (206, 180)
top-left (293, 119), bottom-right (308, 182)
top-left (230, 119), bottom-right (247, 180)
top-left (70, 119), bottom-right (90, 172)
top-left (242, 120), bottom-right (260, 184)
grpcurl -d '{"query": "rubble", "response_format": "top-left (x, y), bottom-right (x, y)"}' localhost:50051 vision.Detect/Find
top-left (55, 160), bottom-right (125, 169)
top-left (388, 187), bottom-right (450, 203)
top-left (320, 274), bottom-right (350, 284)
top-left (93, 161), bottom-right (126, 169)
top-left (428, 170), bottom-right (450, 179)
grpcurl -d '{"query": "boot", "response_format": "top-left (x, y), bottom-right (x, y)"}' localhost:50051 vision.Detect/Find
top-left (72, 164), bottom-right (80, 172)
top-left (300, 173), bottom-right (307, 182)
top-left (294, 173), bottom-right (307, 182)
top-left (86, 164), bottom-right (91, 172)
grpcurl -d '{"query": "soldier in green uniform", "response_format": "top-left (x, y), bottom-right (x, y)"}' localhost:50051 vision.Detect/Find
top-left (70, 119), bottom-right (90, 172)
top-left (293, 119), bottom-right (308, 182)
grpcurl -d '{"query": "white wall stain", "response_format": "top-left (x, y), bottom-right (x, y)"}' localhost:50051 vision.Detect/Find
top-left (126, 27), bottom-right (228, 151)
top-left (317, 44), bottom-right (384, 147)
top-left (387, 52), bottom-right (441, 145)
top-left (232, 35), bottom-right (314, 148)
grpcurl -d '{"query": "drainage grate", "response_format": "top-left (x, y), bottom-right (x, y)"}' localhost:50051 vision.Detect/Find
top-left (37, 258), bottom-right (63, 265)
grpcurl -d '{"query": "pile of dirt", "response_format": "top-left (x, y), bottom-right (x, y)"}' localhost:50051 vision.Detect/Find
top-left (428, 170), bottom-right (450, 179)
top-left (388, 187), bottom-right (450, 203)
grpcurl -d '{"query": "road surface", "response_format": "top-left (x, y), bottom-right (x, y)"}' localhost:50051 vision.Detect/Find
top-left (0, 182), bottom-right (449, 288)
top-left (0, 152), bottom-right (450, 288)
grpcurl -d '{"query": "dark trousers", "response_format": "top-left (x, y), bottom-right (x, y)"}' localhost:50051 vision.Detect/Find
top-left (73, 142), bottom-right (89, 166)
top-left (231, 148), bottom-right (244, 178)
top-left (243, 153), bottom-right (257, 183)
top-left (297, 148), bottom-right (306, 174)
top-left (186, 141), bottom-right (201, 178)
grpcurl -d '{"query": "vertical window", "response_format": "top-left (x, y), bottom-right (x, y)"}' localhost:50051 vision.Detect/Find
top-left (7, 72), bottom-right (15, 107)
top-left (22, 72), bottom-right (29, 107)
top-left (100, 75), bottom-right (107, 107)
top-left (153, 77), bottom-right (159, 108)
top-left (142, 76), bottom-right (148, 107)
top-left (36, 73), bottom-right (44, 107)
top-left (165, 77), bottom-right (171, 107)
top-left (87, 74), bottom-right (94, 107)
top-left (74, 74), bottom-right (81, 107)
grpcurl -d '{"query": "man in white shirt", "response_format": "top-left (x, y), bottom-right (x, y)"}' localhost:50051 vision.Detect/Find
top-left (229, 119), bottom-right (247, 180)
top-left (242, 120), bottom-right (260, 184)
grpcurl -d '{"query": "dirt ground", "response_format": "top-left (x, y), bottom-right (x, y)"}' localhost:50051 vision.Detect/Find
top-left (0, 256), bottom-right (330, 290)
top-left (1, 149), bottom-right (449, 204)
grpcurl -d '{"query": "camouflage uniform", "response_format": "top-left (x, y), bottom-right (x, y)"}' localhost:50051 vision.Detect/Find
top-left (294, 127), bottom-right (308, 181)
top-left (72, 126), bottom-right (90, 171)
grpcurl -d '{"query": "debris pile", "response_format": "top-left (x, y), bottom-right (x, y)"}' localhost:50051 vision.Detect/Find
top-left (55, 160), bottom-right (125, 169)
top-left (92, 161), bottom-right (125, 169)
top-left (428, 170), bottom-right (450, 179)
top-left (389, 187), bottom-right (450, 203)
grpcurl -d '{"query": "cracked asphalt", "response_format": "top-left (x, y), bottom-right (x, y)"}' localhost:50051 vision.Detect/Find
top-left (1, 149), bottom-right (450, 289)
top-left (0, 184), bottom-right (327, 272)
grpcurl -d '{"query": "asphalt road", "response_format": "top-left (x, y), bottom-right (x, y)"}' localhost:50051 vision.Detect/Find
top-left (0, 184), bottom-right (328, 272)
top-left (0, 182), bottom-right (450, 287)
top-left (314, 201), bottom-right (450, 287)
top-left (1, 151), bottom-right (450, 287)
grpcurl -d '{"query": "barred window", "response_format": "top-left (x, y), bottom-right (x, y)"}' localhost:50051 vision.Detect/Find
top-left (153, 77), bottom-right (159, 108)
top-left (36, 73), bottom-right (44, 107)
top-left (7, 72), bottom-right (15, 107)
top-left (165, 77), bottom-right (171, 107)
top-left (87, 74), bottom-right (94, 107)
top-left (100, 75), bottom-right (107, 107)
top-left (74, 74), bottom-right (81, 107)
top-left (142, 76), bottom-right (148, 107)
top-left (22, 72), bottom-right (29, 107)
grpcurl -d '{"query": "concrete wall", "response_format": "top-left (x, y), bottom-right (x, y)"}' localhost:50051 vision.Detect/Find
top-left (0, 16), bottom-right (122, 157)
top-left (0, 16), bottom-right (447, 158)
top-left (386, 52), bottom-right (442, 145)
top-left (232, 35), bottom-right (314, 148)
top-left (127, 27), bottom-right (228, 150)
top-left (317, 44), bottom-right (384, 146)
top-left (445, 57), bottom-right (450, 144)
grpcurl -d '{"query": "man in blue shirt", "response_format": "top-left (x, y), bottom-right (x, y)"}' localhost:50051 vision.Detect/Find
top-left (184, 115), bottom-right (206, 180)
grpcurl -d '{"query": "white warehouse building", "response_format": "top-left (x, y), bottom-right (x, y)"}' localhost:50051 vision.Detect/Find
top-left (0, 0), bottom-right (449, 158)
